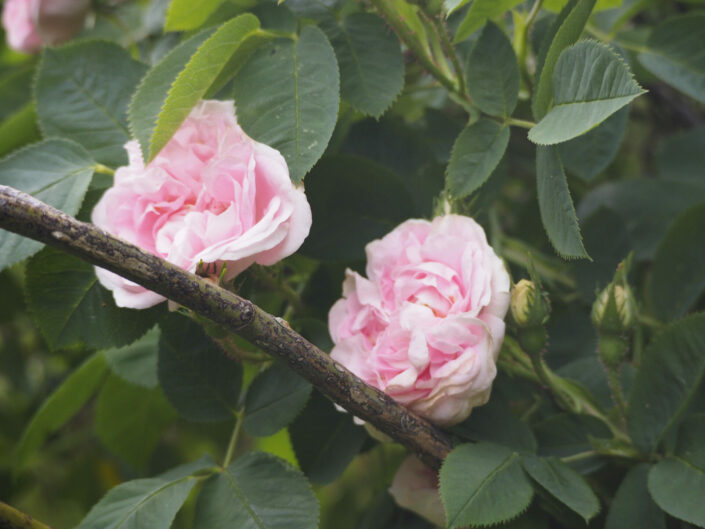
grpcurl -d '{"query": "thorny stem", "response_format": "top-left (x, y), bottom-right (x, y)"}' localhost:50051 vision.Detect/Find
top-left (423, 11), bottom-right (468, 98)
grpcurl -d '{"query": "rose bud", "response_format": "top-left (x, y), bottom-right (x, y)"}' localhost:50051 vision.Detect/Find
top-left (591, 284), bottom-right (637, 335)
top-left (92, 100), bottom-right (312, 309)
top-left (328, 215), bottom-right (510, 426)
top-left (389, 456), bottom-right (445, 527)
top-left (510, 279), bottom-right (550, 328)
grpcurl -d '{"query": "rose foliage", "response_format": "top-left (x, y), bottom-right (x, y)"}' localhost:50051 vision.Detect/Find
top-left (0, 1), bottom-right (705, 529)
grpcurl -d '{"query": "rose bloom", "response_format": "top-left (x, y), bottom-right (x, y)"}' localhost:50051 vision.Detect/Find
top-left (329, 215), bottom-right (510, 426)
top-left (92, 100), bottom-right (312, 309)
top-left (2, 0), bottom-right (90, 53)
top-left (389, 456), bottom-right (445, 527)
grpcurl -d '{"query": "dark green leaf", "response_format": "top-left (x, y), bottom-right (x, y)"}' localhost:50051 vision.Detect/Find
top-left (522, 455), bottom-right (600, 522)
top-left (36, 41), bottom-right (147, 167)
top-left (440, 442), bottom-right (534, 528)
top-left (628, 313), bottom-right (705, 453)
top-left (26, 247), bottom-right (162, 350)
top-left (0, 139), bottom-right (94, 270)
top-left (648, 457), bottom-right (705, 528)
top-left (649, 204), bottom-right (705, 321)
top-left (164, 0), bottom-right (226, 31)
top-left (324, 13), bottom-right (404, 117)
top-left (466, 22), bottom-right (519, 117)
top-left (158, 314), bottom-right (242, 422)
top-left (446, 119), bottom-right (509, 198)
top-left (104, 327), bottom-right (160, 389)
top-left (244, 362), bottom-right (312, 437)
top-left (233, 26), bottom-right (340, 183)
top-left (533, 414), bottom-right (609, 474)
top-left (95, 374), bottom-right (176, 468)
top-left (605, 464), bottom-right (665, 529)
top-left (536, 145), bottom-right (588, 259)
top-left (532, 0), bottom-right (597, 120)
top-left (638, 14), bottom-right (705, 104)
top-left (656, 126), bottom-right (705, 183)
top-left (0, 65), bottom-right (33, 121)
top-left (300, 155), bottom-right (416, 261)
top-left (289, 390), bottom-right (367, 484)
top-left (454, 0), bottom-right (523, 43)
top-left (674, 414), bottom-right (705, 470)
top-left (194, 452), bottom-right (319, 529)
top-left (14, 352), bottom-right (109, 468)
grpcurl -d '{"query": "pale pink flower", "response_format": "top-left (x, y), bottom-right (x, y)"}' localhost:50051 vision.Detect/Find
top-left (93, 100), bottom-right (312, 309)
top-left (389, 455), bottom-right (445, 527)
top-left (329, 215), bottom-right (510, 426)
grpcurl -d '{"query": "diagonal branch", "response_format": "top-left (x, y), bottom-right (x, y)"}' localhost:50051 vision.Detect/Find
top-left (0, 502), bottom-right (53, 529)
top-left (0, 184), bottom-right (453, 470)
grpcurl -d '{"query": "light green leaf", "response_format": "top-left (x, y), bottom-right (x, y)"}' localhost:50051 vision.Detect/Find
top-left (648, 457), bottom-right (705, 528)
top-left (14, 352), bottom-right (109, 468)
top-left (466, 21), bottom-right (519, 117)
top-left (244, 362), bottom-right (312, 438)
top-left (36, 41), bottom-right (148, 168)
top-left (25, 247), bottom-right (162, 350)
top-left (323, 13), bottom-right (404, 117)
top-left (148, 14), bottom-right (262, 161)
top-left (440, 442), bottom-right (534, 528)
top-left (605, 464), bottom-right (665, 529)
top-left (0, 139), bottom-right (94, 270)
top-left (638, 14), bottom-right (705, 104)
top-left (233, 26), bottom-right (340, 183)
top-left (529, 41), bottom-right (644, 145)
top-left (649, 204), bottom-right (705, 321)
top-left (522, 455), bottom-right (600, 522)
top-left (75, 458), bottom-right (213, 529)
top-left (105, 327), bottom-right (160, 389)
top-left (194, 452), bottom-right (318, 529)
top-left (536, 146), bottom-right (588, 259)
top-left (446, 119), bottom-right (510, 198)
top-left (627, 313), bottom-right (705, 453)
top-left (95, 374), bottom-right (177, 468)
top-left (0, 102), bottom-right (40, 158)
top-left (164, 0), bottom-right (226, 31)
top-left (532, 0), bottom-right (597, 120)
top-left (158, 314), bottom-right (242, 422)
top-left (454, 0), bottom-right (523, 43)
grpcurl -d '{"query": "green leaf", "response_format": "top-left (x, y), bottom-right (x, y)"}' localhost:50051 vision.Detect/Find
top-left (95, 374), bottom-right (177, 468)
top-left (536, 146), bottom-right (588, 259)
top-left (522, 455), bottom-right (600, 522)
top-left (648, 457), bottom-right (705, 528)
top-left (233, 26), bottom-right (340, 183)
top-left (323, 13), bottom-right (403, 117)
top-left (26, 247), bottom-right (161, 350)
top-left (674, 414), bottom-right (705, 469)
top-left (289, 390), bottom-right (367, 484)
top-left (446, 119), bottom-right (510, 198)
top-left (465, 22), bottom-right (519, 117)
top-left (14, 352), bottom-right (109, 468)
top-left (559, 106), bottom-right (628, 181)
top-left (605, 464), bottom-right (665, 529)
top-left (0, 102), bottom-right (40, 158)
top-left (35, 41), bottom-right (148, 168)
top-left (158, 314), bottom-right (242, 422)
top-left (244, 362), bottom-right (312, 438)
top-left (0, 65), bottom-right (34, 121)
top-left (454, 0), bottom-right (523, 43)
top-left (146, 14), bottom-right (262, 162)
top-left (75, 458), bottom-right (213, 529)
top-left (638, 14), bottom-right (705, 104)
top-left (529, 41), bottom-right (644, 145)
top-left (628, 313), bottom-right (705, 453)
top-left (105, 327), bottom-right (160, 389)
top-left (300, 155), bottom-right (416, 261)
top-left (194, 452), bottom-right (319, 529)
top-left (164, 0), bottom-right (226, 31)
top-left (440, 442), bottom-right (534, 528)
top-left (129, 28), bottom-right (216, 162)
top-left (649, 204), bottom-right (705, 321)
top-left (0, 139), bottom-right (94, 270)
top-left (532, 0), bottom-right (597, 120)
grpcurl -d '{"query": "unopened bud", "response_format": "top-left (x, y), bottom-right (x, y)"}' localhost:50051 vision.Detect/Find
top-left (591, 285), bottom-right (637, 334)
top-left (510, 279), bottom-right (551, 328)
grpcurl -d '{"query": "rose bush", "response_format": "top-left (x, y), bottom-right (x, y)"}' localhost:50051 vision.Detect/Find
top-left (329, 215), bottom-right (510, 426)
top-left (2, 0), bottom-right (90, 53)
top-left (92, 99), bottom-right (312, 309)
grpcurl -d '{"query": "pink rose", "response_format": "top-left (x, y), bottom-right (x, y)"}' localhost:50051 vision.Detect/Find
top-left (2, 0), bottom-right (90, 53)
top-left (92, 100), bottom-right (312, 309)
top-left (329, 215), bottom-right (510, 426)
top-left (389, 455), bottom-right (445, 527)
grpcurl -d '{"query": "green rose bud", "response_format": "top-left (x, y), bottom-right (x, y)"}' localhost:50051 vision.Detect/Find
top-left (591, 284), bottom-right (637, 334)
top-left (510, 279), bottom-right (551, 328)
